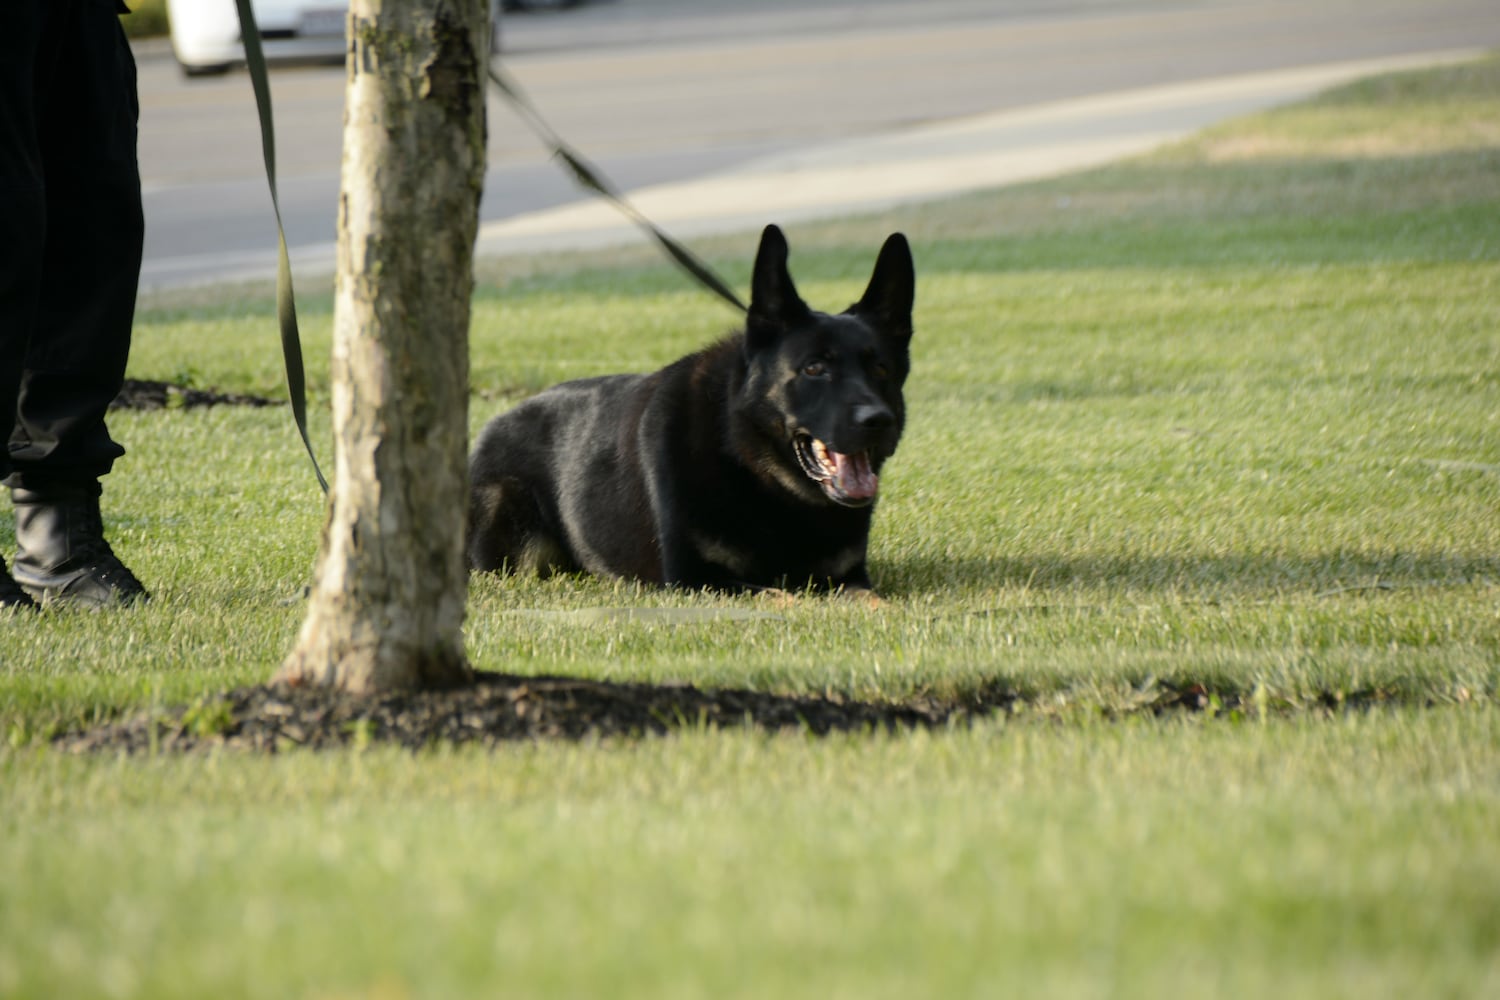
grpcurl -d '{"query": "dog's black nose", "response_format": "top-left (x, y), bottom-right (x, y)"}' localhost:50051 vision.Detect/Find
top-left (853, 404), bottom-right (895, 431)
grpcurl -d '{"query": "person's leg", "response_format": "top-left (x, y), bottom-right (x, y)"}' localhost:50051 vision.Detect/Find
top-left (0, 1), bottom-right (47, 609)
top-left (7, 0), bottom-right (142, 488)
top-left (8, 0), bottom-right (147, 607)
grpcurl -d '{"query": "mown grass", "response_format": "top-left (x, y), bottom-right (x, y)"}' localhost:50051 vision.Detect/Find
top-left (2, 55), bottom-right (1499, 999)
top-left (5, 715), bottom-right (1499, 999)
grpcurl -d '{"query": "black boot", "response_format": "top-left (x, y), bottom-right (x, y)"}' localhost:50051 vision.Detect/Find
top-left (0, 554), bottom-right (38, 611)
top-left (11, 484), bottom-right (149, 608)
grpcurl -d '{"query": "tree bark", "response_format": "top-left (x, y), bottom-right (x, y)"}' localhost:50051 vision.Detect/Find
top-left (276, 0), bottom-right (488, 694)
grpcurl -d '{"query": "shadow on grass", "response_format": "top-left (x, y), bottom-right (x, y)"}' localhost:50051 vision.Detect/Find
top-left (881, 549), bottom-right (1499, 598)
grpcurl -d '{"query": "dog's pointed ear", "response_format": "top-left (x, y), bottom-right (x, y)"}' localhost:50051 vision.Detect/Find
top-left (747, 224), bottom-right (810, 350)
top-left (851, 232), bottom-right (915, 338)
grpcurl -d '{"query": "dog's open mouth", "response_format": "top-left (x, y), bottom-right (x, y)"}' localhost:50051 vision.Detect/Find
top-left (794, 434), bottom-right (878, 507)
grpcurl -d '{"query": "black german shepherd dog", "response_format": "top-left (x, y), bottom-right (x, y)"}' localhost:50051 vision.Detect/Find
top-left (467, 224), bottom-right (914, 595)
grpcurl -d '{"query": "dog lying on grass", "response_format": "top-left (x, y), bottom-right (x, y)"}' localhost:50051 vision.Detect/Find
top-left (468, 224), bottom-right (913, 596)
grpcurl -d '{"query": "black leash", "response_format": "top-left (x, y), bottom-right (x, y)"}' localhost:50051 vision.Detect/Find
top-left (486, 63), bottom-right (748, 315)
top-left (232, 0), bottom-right (328, 493)
top-left (230, 9), bottom-right (749, 494)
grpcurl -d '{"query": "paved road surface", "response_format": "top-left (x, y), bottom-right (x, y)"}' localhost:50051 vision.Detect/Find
top-left (135, 0), bottom-right (1500, 288)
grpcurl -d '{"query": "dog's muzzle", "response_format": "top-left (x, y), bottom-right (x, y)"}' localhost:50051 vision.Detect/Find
top-left (794, 433), bottom-right (879, 507)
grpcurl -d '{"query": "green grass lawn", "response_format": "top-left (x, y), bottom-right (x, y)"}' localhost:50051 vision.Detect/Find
top-left (3, 55), bottom-right (1499, 999)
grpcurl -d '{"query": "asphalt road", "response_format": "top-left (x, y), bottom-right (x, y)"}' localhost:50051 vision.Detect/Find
top-left (136, 0), bottom-right (1500, 288)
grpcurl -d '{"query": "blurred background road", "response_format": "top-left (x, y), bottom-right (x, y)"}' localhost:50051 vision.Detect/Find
top-left (136, 0), bottom-right (1500, 288)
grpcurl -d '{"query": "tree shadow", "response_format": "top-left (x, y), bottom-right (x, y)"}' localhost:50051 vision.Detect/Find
top-left (50, 547), bottom-right (1493, 756)
top-left (879, 548), bottom-right (1498, 600)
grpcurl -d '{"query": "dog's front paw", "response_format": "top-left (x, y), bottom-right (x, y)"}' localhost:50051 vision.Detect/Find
top-left (752, 585), bottom-right (799, 609)
top-left (836, 585), bottom-right (885, 609)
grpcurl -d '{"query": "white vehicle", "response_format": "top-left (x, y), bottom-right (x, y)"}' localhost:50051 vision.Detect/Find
top-left (166, 0), bottom-right (502, 77)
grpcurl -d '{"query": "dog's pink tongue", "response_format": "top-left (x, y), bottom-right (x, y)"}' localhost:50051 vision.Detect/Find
top-left (830, 450), bottom-right (878, 499)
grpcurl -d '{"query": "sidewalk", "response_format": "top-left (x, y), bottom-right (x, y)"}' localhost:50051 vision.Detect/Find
top-left (471, 48), bottom-right (1481, 260)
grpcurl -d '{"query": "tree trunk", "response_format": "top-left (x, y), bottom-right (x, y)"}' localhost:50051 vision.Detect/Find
top-left (276, 0), bottom-right (488, 694)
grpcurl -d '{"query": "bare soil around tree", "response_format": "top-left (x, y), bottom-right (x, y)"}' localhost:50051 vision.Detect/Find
top-left (55, 672), bottom-right (972, 753)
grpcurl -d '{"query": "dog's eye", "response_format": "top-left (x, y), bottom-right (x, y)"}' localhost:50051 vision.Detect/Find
top-left (871, 363), bottom-right (890, 380)
top-left (802, 361), bottom-right (829, 378)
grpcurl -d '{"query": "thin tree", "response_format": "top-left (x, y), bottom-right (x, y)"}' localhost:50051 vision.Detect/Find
top-left (277, 0), bottom-right (488, 694)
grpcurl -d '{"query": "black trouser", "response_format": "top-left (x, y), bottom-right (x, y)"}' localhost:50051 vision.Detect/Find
top-left (0, 0), bottom-right (142, 492)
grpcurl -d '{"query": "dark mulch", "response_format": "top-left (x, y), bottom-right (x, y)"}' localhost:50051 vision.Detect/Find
top-left (111, 378), bottom-right (280, 411)
top-left (54, 671), bottom-right (966, 755)
top-left (49, 672), bottom-right (1391, 755)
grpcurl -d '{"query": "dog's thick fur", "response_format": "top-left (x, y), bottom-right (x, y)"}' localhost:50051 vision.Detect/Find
top-left (467, 224), bottom-right (914, 593)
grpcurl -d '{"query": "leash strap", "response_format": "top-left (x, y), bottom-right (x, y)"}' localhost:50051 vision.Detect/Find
top-left (487, 64), bottom-right (749, 315)
top-left (233, 0), bottom-right (329, 493)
